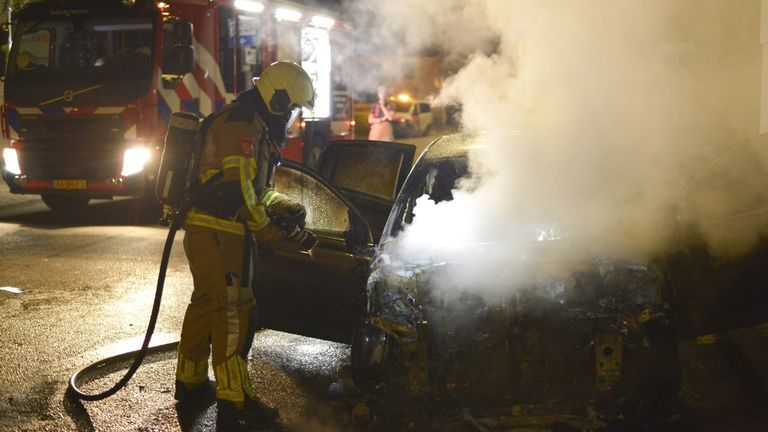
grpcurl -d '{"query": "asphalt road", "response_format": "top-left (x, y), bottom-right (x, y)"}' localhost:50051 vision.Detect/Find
top-left (1, 160), bottom-right (768, 431)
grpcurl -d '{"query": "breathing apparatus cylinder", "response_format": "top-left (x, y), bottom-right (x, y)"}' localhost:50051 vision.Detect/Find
top-left (155, 112), bottom-right (202, 211)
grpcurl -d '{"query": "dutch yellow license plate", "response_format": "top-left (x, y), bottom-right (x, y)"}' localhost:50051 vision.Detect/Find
top-left (53, 180), bottom-right (87, 190)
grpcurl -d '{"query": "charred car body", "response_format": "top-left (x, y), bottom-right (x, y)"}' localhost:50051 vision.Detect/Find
top-left (249, 135), bottom-right (680, 428)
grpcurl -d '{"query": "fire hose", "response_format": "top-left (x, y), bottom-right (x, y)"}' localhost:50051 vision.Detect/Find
top-left (66, 215), bottom-right (184, 401)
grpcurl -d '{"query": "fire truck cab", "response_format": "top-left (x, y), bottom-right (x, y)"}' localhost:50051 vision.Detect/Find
top-left (0, 0), bottom-right (353, 211)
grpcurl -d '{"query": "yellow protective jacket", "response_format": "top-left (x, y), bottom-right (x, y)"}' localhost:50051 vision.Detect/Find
top-left (184, 102), bottom-right (286, 241)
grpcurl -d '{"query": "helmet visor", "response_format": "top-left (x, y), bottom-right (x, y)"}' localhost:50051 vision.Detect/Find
top-left (285, 106), bottom-right (302, 130)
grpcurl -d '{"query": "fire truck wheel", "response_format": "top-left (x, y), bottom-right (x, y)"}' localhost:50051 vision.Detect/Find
top-left (41, 194), bottom-right (90, 212)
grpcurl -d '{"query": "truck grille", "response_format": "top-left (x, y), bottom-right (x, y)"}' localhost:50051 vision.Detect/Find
top-left (17, 114), bottom-right (125, 180)
top-left (21, 151), bottom-right (122, 180)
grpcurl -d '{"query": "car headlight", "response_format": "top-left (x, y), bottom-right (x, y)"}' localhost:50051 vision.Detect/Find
top-left (121, 147), bottom-right (151, 177)
top-left (2, 148), bottom-right (21, 175)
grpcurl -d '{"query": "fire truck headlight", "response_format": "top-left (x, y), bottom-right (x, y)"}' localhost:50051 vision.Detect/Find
top-left (121, 147), bottom-right (151, 177)
top-left (2, 148), bottom-right (21, 175)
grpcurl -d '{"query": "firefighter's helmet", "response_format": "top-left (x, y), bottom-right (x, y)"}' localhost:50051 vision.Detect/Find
top-left (253, 62), bottom-right (315, 118)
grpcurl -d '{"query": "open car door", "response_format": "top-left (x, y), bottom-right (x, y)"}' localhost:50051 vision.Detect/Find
top-left (317, 141), bottom-right (417, 242)
top-left (253, 161), bottom-right (374, 344)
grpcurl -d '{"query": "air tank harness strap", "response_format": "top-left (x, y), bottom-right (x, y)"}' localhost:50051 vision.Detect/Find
top-left (241, 221), bottom-right (254, 289)
top-left (263, 130), bottom-right (282, 189)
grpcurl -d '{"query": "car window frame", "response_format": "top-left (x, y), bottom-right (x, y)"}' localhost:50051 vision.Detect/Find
top-left (317, 140), bottom-right (417, 203)
top-left (277, 160), bottom-right (373, 246)
top-left (381, 154), bottom-right (469, 243)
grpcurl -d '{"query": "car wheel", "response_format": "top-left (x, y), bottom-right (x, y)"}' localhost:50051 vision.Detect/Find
top-left (351, 320), bottom-right (389, 387)
top-left (422, 123), bottom-right (432, 137)
top-left (407, 124), bottom-right (417, 138)
top-left (41, 194), bottom-right (90, 212)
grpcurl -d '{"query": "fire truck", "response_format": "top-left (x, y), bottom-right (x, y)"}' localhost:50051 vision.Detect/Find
top-left (0, 0), bottom-right (354, 210)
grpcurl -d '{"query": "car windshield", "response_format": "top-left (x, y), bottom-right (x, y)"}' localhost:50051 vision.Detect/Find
top-left (9, 16), bottom-right (154, 79)
top-left (383, 152), bottom-right (564, 247)
top-left (384, 156), bottom-right (469, 239)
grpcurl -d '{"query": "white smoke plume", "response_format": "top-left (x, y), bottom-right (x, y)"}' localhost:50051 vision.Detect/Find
top-left (347, 0), bottom-right (768, 301)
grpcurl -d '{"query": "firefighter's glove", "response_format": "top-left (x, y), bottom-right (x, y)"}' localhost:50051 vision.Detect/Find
top-left (268, 200), bottom-right (306, 234)
top-left (267, 200), bottom-right (316, 251)
top-left (269, 200), bottom-right (307, 229)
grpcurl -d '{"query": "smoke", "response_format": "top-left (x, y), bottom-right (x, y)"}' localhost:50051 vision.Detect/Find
top-left (347, 0), bottom-right (768, 302)
top-left (344, 0), bottom-right (499, 92)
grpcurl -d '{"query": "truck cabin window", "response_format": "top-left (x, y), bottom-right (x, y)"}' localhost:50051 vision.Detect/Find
top-left (11, 17), bottom-right (153, 78)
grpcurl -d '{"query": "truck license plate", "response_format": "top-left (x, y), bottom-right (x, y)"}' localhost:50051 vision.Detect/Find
top-left (54, 180), bottom-right (86, 190)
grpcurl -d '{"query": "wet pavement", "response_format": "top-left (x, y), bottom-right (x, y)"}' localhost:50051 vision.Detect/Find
top-left (0, 192), bottom-right (360, 431)
top-left (1, 189), bottom-right (768, 431)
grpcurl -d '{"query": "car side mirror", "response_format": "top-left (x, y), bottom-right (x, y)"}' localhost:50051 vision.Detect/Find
top-left (162, 21), bottom-right (194, 77)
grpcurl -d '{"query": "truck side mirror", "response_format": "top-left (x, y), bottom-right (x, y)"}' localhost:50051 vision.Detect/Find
top-left (162, 21), bottom-right (194, 77)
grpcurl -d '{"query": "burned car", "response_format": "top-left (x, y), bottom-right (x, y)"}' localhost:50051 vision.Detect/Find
top-left (252, 135), bottom-right (680, 428)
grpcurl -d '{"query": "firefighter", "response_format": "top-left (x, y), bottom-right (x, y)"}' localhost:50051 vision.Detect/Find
top-left (174, 61), bottom-right (315, 430)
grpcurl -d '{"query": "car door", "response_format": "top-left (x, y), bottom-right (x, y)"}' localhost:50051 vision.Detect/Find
top-left (253, 161), bottom-right (374, 344)
top-left (316, 141), bottom-right (417, 242)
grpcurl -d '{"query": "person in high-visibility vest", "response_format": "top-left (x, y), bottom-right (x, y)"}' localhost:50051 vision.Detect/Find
top-left (174, 61), bottom-right (315, 431)
top-left (368, 85), bottom-right (395, 140)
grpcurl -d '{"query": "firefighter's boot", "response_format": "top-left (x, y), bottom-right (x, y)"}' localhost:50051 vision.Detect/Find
top-left (174, 379), bottom-right (215, 406)
top-left (216, 396), bottom-right (279, 431)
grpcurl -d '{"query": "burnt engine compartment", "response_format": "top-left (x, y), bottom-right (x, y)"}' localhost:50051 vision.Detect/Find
top-left (369, 260), bottom-right (681, 425)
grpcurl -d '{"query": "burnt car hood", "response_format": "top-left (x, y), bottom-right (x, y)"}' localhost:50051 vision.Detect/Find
top-left (367, 237), bottom-right (665, 339)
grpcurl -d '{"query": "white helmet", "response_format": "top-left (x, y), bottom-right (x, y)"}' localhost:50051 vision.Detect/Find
top-left (253, 61), bottom-right (315, 121)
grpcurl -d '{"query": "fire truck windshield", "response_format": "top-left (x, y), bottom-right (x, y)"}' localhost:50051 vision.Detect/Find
top-left (9, 16), bottom-right (154, 79)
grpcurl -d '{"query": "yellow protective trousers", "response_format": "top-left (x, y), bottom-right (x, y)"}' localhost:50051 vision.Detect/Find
top-left (176, 224), bottom-right (257, 403)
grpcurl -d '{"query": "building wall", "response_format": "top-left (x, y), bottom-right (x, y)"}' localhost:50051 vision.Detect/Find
top-left (398, 56), bottom-right (443, 100)
top-left (761, 0), bottom-right (768, 133)
top-left (662, 0), bottom-right (762, 142)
